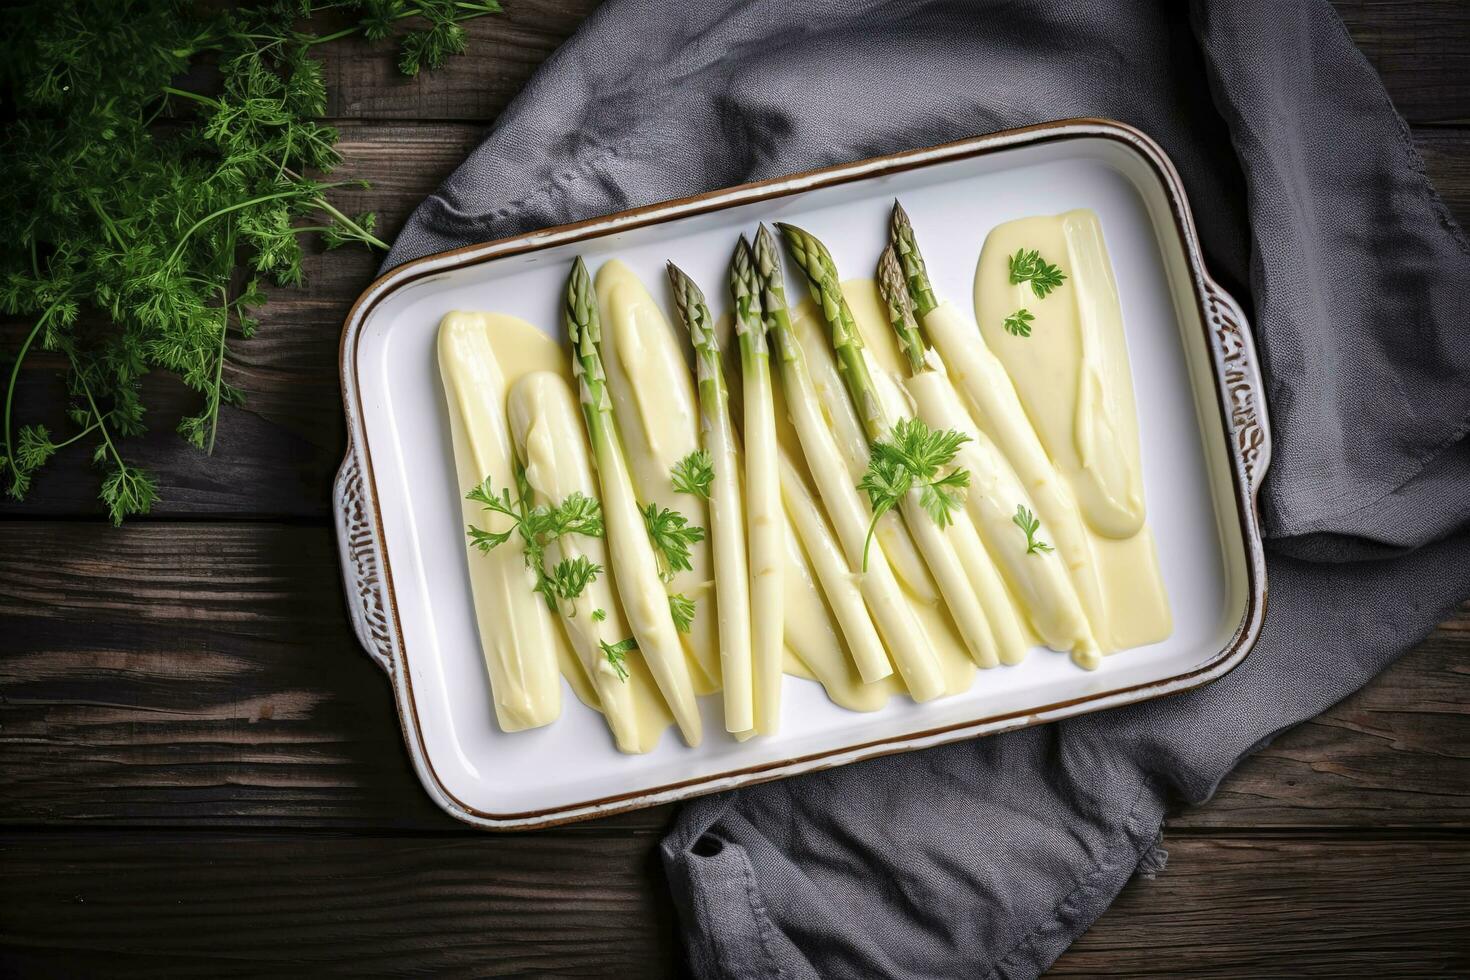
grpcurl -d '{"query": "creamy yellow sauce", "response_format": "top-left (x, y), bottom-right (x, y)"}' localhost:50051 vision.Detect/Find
top-left (975, 211), bottom-right (1145, 539)
top-left (441, 210), bottom-right (1171, 749)
top-left (594, 261), bottom-right (722, 695)
top-left (509, 370), bottom-right (675, 754)
top-left (442, 312), bottom-right (678, 751)
top-left (971, 210), bottom-right (1169, 651)
top-left (439, 313), bottom-right (565, 732)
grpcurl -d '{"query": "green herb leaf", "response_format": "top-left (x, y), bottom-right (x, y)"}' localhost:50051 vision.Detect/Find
top-left (547, 555), bottom-right (602, 604)
top-left (641, 502), bottom-right (706, 582)
top-left (668, 592), bottom-right (697, 634)
top-left (599, 636), bottom-right (637, 682)
top-left (1007, 249), bottom-right (1067, 299)
top-left (671, 449), bottom-right (715, 499)
top-left (1003, 308), bottom-right (1035, 337)
top-left (591, 608), bottom-right (607, 623)
top-left (466, 473), bottom-right (605, 606)
top-left (0, 0), bottom-right (500, 518)
top-left (856, 418), bottom-right (970, 570)
top-left (1012, 504), bottom-right (1055, 555)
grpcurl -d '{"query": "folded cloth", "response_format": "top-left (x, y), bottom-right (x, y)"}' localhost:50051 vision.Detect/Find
top-left (384, 1), bottom-right (1470, 975)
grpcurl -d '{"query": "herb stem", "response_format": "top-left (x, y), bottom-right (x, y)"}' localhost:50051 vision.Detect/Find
top-left (3, 307), bottom-right (57, 480)
top-left (166, 188), bottom-right (315, 268)
top-left (310, 194), bottom-right (388, 250)
top-left (161, 85), bottom-right (220, 109)
top-left (76, 366), bottom-right (125, 472)
top-left (208, 284), bottom-right (230, 455)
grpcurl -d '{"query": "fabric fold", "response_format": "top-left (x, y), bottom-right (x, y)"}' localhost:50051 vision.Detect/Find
top-left (384, 0), bottom-right (1469, 975)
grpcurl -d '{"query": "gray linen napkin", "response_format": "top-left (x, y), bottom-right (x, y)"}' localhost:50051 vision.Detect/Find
top-left (384, 1), bottom-right (1470, 975)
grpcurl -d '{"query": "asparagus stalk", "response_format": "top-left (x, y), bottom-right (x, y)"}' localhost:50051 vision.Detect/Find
top-left (566, 258), bottom-right (702, 746)
top-left (778, 222), bottom-right (999, 670)
top-left (668, 262), bottom-right (754, 735)
top-left (777, 449), bottom-right (889, 679)
top-left (506, 371), bottom-right (652, 753)
top-left (877, 245), bottom-right (1027, 667)
top-left (730, 238), bottom-right (785, 734)
top-left (438, 313), bottom-right (563, 732)
top-left (888, 203), bottom-right (1102, 665)
top-left (753, 225), bottom-right (943, 699)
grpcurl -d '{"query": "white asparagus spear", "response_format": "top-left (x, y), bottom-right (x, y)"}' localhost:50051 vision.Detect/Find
top-left (921, 301), bottom-right (1109, 642)
top-left (779, 222), bottom-right (998, 672)
top-left (785, 310), bottom-right (938, 605)
top-left (889, 204), bottom-right (1110, 645)
top-left (593, 260), bottom-right (721, 692)
top-left (778, 451), bottom-right (889, 676)
top-left (668, 262), bottom-right (755, 735)
top-left (752, 225), bottom-right (943, 699)
top-left (438, 312), bottom-right (562, 732)
top-left (565, 259), bottom-right (702, 746)
top-left (873, 243), bottom-right (1031, 667)
top-left (729, 238), bottom-right (785, 734)
top-left (508, 371), bottom-right (666, 753)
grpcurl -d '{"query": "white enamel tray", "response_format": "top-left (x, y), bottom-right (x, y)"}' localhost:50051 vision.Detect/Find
top-left (334, 119), bottom-right (1271, 830)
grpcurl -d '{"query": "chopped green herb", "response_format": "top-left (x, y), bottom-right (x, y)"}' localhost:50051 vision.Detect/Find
top-left (1007, 249), bottom-right (1067, 299)
top-left (668, 593), bottom-right (697, 634)
top-left (591, 608), bottom-right (607, 623)
top-left (1012, 504), bottom-right (1055, 555)
top-left (671, 449), bottom-right (715, 499)
top-left (640, 502), bottom-right (706, 582)
top-left (1003, 308), bottom-right (1036, 337)
top-left (0, 0), bottom-right (502, 521)
top-left (466, 471), bottom-right (605, 609)
top-left (856, 418), bottom-right (971, 571)
top-left (546, 555), bottom-right (602, 606)
top-left (599, 636), bottom-right (637, 682)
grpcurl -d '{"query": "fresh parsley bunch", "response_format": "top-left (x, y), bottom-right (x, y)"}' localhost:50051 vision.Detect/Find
top-left (0, 0), bottom-right (501, 523)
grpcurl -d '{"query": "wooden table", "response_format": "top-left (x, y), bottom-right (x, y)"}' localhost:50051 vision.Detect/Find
top-left (2, 3), bottom-right (1466, 975)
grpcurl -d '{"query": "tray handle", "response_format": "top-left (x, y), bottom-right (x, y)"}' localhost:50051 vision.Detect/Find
top-left (1203, 279), bottom-right (1272, 495)
top-left (334, 449), bottom-right (395, 674)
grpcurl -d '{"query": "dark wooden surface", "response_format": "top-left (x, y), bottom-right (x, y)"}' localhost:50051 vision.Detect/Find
top-left (1, 2), bottom-right (1466, 976)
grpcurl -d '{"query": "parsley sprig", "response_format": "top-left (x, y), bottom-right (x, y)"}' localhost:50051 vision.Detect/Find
top-left (1003, 309), bottom-right (1035, 337)
top-left (667, 593), bottom-right (697, 634)
top-left (671, 449), bottom-right (714, 499)
top-left (466, 470), bottom-right (606, 611)
top-left (856, 418), bottom-right (971, 571)
top-left (640, 502), bottom-right (706, 583)
top-left (598, 636), bottom-right (637, 682)
top-left (1008, 249), bottom-right (1067, 299)
top-left (1012, 504), bottom-right (1055, 555)
top-left (0, 1), bottom-right (502, 522)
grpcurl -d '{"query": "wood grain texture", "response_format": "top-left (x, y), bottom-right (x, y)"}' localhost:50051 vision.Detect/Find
top-left (1052, 836), bottom-right (1470, 977)
top-left (1, 523), bottom-right (1465, 832)
top-left (0, 831), bottom-right (680, 978)
top-left (0, 833), bottom-right (1464, 978)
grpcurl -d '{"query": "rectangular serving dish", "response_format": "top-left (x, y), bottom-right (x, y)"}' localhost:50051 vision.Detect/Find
top-left (334, 118), bottom-right (1271, 831)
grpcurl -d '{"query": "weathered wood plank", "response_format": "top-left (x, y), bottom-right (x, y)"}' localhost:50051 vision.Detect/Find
top-left (0, 831), bottom-right (679, 978)
top-left (1053, 835), bottom-right (1470, 976)
top-left (311, 0), bottom-right (1469, 126)
top-left (0, 832), bottom-right (1463, 978)
top-left (322, 0), bottom-right (600, 122)
top-left (1334, 0), bottom-right (1470, 125)
top-left (1, 523), bottom-right (1465, 831)
top-left (3, 125), bottom-right (1465, 520)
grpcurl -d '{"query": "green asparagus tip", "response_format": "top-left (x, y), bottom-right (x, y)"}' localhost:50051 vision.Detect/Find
top-left (666, 262), bottom-right (714, 346)
top-left (889, 201), bottom-right (937, 316)
top-left (730, 236), bottom-right (763, 336)
top-left (564, 256), bottom-right (598, 351)
top-left (878, 244), bottom-right (926, 374)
